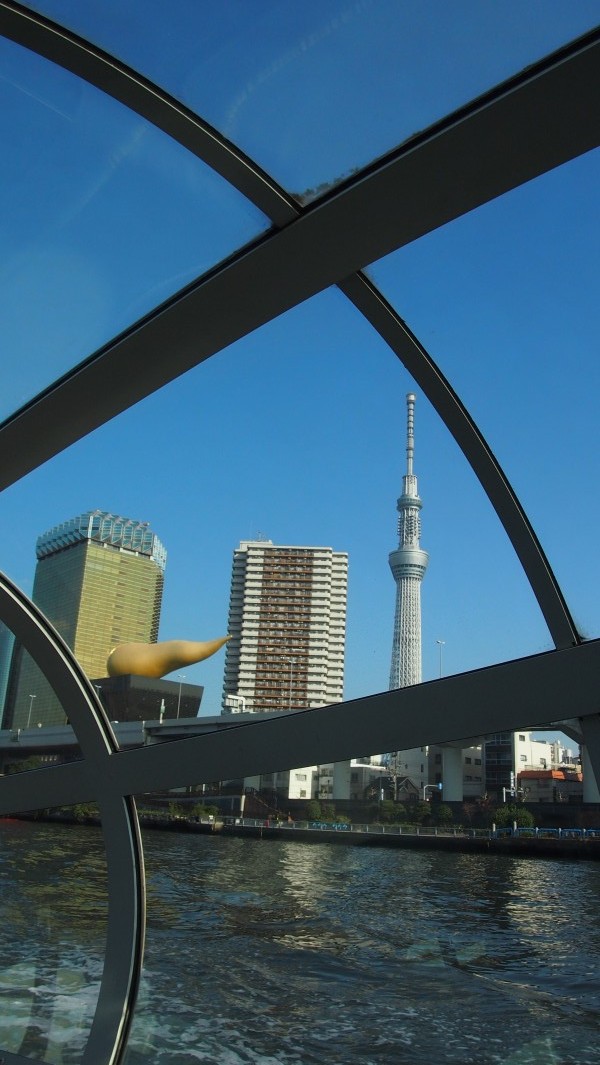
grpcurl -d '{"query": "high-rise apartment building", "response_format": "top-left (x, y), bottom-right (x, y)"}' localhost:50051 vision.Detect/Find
top-left (222, 540), bottom-right (348, 714)
top-left (6, 510), bottom-right (166, 728)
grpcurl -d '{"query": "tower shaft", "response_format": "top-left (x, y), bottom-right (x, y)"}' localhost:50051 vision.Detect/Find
top-left (389, 394), bottom-right (428, 689)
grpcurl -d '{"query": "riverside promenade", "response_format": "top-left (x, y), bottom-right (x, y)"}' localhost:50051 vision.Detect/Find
top-left (160, 814), bottom-right (600, 860)
top-left (19, 808), bottom-right (600, 860)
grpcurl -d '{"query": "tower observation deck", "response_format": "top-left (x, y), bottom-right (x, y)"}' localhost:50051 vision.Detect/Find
top-left (389, 393), bottom-right (428, 689)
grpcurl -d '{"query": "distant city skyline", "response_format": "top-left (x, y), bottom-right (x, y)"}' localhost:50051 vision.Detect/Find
top-left (1, 149), bottom-right (595, 751)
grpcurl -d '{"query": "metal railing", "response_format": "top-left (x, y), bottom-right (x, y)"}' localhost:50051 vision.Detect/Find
top-left (222, 817), bottom-right (600, 841)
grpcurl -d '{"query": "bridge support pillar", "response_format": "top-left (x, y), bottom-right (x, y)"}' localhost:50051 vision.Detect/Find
top-left (333, 760), bottom-right (351, 801)
top-left (442, 747), bottom-right (464, 802)
top-left (580, 715), bottom-right (600, 803)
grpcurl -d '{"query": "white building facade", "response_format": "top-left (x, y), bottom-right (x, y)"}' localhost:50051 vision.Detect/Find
top-left (249, 758), bottom-right (389, 803)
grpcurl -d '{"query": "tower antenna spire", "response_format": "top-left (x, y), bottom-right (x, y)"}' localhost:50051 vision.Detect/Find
top-left (406, 391), bottom-right (415, 476)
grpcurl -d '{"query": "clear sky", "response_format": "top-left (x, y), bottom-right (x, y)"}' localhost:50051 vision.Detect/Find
top-left (1, 3), bottom-right (598, 752)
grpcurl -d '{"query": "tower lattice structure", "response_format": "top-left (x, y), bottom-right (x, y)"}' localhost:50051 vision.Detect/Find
top-left (389, 393), bottom-right (428, 689)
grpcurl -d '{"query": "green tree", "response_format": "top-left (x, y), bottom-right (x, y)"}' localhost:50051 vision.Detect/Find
top-left (378, 800), bottom-right (397, 823)
top-left (410, 801), bottom-right (432, 825)
top-left (494, 803), bottom-right (535, 828)
top-left (305, 800), bottom-right (322, 821)
top-left (433, 803), bottom-right (453, 825)
top-left (190, 803), bottom-right (219, 819)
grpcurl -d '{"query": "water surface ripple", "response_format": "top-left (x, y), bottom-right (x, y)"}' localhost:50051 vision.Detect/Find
top-left (0, 822), bottom-right (598, 1063)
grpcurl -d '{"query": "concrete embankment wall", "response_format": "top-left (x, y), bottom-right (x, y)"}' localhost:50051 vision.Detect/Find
top-left (8, 810), bottom-right (600, 859)
top-left (219, 822), bottom-right (600, 859)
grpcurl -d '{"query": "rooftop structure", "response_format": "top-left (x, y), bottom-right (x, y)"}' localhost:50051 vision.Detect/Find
top-left (36, 510), bottom-right (167, 570)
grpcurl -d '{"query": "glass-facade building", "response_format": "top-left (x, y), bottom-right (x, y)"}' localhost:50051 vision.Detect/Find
top-left (5, 511), bottom-right (166, 728)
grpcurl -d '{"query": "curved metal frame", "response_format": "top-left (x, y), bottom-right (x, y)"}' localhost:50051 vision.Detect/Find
top-left (338, 274), bottom-right (580, 650)
top-left (0, 0), bottom-right (298, 226)
top-left (1, 5), bottom-right (596, 648)
top-left (0, 7), bottom-right (598, 1062)
top-left (0, 17), bottom-right (597, 492)
top-left (1, 563), bottom-right (599, 1064)
top-left (0, 573), bottom-right (144, 1065)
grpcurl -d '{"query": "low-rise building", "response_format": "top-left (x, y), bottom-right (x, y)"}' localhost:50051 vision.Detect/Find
top-left (518, 768), bottom-right (583, 803)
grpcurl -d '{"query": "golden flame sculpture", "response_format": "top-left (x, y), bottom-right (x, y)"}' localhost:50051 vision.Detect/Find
top-left (106, 636), bottom-right (231, 679)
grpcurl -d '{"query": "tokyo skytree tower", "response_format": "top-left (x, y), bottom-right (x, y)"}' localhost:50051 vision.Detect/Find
top-left (389, 393), bottom-right (429, 689)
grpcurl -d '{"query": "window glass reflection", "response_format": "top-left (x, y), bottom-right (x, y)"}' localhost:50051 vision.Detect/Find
top-left (18, 0), bottom-right (600, 199)
top-left (122, 831), bottom-right (600, 1063)
top-left (0, 814), bottom-right (106, 1063)
top-left (0, 623), bottom-right (83, 762)
top-left (0, 36), bottom-right (268, 422)
top-left (0, 289), bottom-right (551, 728)
top-left (368, 150), bottom-right (600, 641)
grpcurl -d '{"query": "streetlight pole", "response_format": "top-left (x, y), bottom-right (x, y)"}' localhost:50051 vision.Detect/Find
top-left (26, 693), bottom-right (36, 729)
top-left (436, 639), bottom-right (445, 679)
top-left (176, 675), bottom-right (185, 718)
top-left (422, 783), bottom-right (442, 801)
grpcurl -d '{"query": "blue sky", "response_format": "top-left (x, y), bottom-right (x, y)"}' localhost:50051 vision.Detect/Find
top-left (1, 5), bottom-right (598, 752)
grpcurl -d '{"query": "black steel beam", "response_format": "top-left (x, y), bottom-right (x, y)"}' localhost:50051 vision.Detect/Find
top-left (0, 30), bottom-right (598, 490)
top-left (339, 274), bottom-right (579, 649)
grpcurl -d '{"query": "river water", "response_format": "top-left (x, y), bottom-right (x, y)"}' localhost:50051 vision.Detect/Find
top-left (0, 819), bottom-right (599, 1064)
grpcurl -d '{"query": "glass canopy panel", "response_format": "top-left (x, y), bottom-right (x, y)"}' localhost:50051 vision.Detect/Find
top-left (368, 149), bottom-right (600, 644)
top-left (0, 627), bottom-right (83, 752)
top-left (18, 0), bottom-right (600, 200)
top-left (0, 815), bottom-right (107, 1062)
top-left (0, 35), bottom-right (268, 423)
top-left (0, 287), bottom-right (551, 723)
top-left (0, 619), bottom-right (101, 1063)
